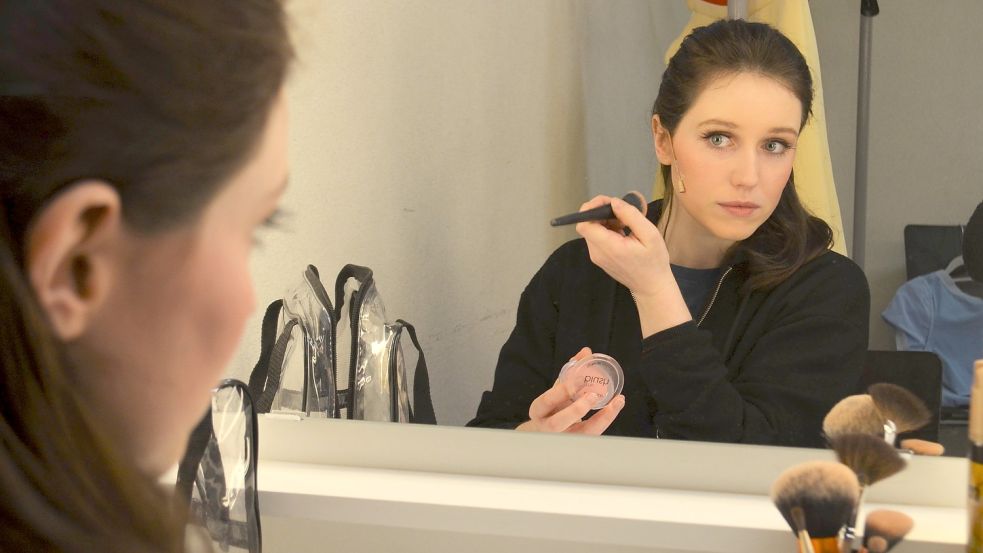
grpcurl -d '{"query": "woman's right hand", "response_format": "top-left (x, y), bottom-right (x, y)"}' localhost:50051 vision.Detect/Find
top-left (516, 347), bottom-right (626, 434)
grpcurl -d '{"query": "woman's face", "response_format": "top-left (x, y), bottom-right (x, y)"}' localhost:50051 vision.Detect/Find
top-left (69, 95), bottom-right (289, 475)
top-left (654, 71), bottom-right (803, 244)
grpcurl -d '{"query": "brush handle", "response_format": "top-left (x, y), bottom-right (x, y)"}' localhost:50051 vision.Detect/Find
top-left (549, 193), bottom-right (645, 226)
top-left (882, 420), bottom-right (897, 446)
top-left (796, 531), bottom-right (816, 553)
top-left (809, 537), bottom-right (841, 553)
top-left (842, 485), bottom-right (868, 553)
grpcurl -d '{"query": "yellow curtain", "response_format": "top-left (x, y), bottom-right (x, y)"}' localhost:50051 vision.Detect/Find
top-left (655, 0), bottom-right (847, 255)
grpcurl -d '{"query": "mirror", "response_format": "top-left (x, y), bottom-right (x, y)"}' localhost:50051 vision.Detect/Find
top-left (228, 0), bottom-right (981, 454)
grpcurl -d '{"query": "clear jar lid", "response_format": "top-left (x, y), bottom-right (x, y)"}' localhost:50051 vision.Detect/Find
top-left (557, 353), bottom-right (624, 410)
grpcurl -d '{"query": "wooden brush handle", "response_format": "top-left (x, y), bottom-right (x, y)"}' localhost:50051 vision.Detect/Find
top-left (799, 537), bottom-right (839, 553)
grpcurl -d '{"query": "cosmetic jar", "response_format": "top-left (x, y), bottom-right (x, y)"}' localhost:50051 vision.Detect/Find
top-left (558, 353), bottom-right (624, 410)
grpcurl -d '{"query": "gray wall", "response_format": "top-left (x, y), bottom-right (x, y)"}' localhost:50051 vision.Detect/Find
top-left (812, 0), bottom-right (983, 349)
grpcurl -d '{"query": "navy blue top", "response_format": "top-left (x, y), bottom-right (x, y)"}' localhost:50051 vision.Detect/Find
top-left (671, 264), bottom-right (724, 319)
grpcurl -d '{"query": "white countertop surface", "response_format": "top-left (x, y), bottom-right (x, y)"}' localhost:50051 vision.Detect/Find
top-left (254, 418), bottom-right (967, 552)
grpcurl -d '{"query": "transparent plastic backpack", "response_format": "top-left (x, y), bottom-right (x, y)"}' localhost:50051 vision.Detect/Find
top-left (176, 380), bottom-right (260, 553)
top-left (248, 264), bottom-right (435, 423)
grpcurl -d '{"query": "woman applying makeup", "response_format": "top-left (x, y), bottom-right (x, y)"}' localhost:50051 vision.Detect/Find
top-left (1, 1), bottom-right (291, 550)
top-left (469, 19), bottom-right (869, 447)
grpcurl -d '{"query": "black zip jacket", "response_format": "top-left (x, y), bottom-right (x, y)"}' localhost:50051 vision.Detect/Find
top-left (468, 202), bottom-right (870, 447)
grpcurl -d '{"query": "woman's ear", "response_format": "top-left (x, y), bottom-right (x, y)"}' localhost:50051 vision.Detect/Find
top-left (651, 115), bottom-right (674, 166)
top-left (25, 181), bottom-right (123, 340)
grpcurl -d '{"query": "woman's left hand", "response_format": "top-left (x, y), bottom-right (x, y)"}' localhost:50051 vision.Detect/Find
top-left (574, 195), bottom-right (673, 298)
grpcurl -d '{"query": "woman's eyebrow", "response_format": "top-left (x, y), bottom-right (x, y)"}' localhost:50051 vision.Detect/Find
top-left (698, 119), bottom-right (799, 137)
top-left (769, 127), bottom-right (799, 137)
top-left (697, 118), bottom-right (737, 129)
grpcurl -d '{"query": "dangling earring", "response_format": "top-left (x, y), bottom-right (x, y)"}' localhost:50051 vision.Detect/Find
top-left (666, 130), bottom-right (685, 194)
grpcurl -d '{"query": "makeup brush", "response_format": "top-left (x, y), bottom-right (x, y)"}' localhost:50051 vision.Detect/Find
top-left (550, 192), bottom-right (646, 226)
top-left (898, 438), bottom-right (945, 456)
top-left (867, 383), bottom-right (931, 446)
top-left (829, 433), bottom-right (907, 553)
top-left (861, 509), bottom-right (914, 552)
top-left (790, 507), bottom-right (816, 553)
top-left (771, 460), bottom-right (860, 553)
top-left (823, 395), bottom-right (885, 440)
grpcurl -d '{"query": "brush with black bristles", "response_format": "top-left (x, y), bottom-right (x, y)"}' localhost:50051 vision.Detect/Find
top-left (823, 394), bottom-right (885, 441)
top-left (861, 509), bottom-right (914, 552)
top-left (829, 433), bottom-right (907, 553)
top-left (771, 460), bottom-right (860, 553)
top-left (868, 383), bottom-right (932, 446)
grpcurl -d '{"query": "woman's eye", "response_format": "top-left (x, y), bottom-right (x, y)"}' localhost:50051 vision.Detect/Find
top-left (764, 140), bottom-right (790, 154)
top-left (707, 134), bottom-right (730, 147)
top-left (253, 208), bottom-right (287, 246)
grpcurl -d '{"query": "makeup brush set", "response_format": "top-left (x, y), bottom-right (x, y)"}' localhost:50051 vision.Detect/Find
top-left (771, 382), bottom-right (936, 552)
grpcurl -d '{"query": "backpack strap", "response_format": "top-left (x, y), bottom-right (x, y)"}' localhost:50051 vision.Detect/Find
top-left (175, 408), bottom-right (214, 505)
top-left (254, 318), bottom-right (298, 414)
top-left (396, 319), bottom-right (436, 424)
top-left (247, 299), bottom-right (284, 407)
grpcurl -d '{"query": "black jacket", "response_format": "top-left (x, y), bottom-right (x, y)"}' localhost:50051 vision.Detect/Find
top-left (468, 202), bottom-right (870, 447)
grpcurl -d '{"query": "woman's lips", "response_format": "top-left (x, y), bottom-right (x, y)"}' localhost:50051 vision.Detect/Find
top-left (719, 201), bottom-right (760, 217)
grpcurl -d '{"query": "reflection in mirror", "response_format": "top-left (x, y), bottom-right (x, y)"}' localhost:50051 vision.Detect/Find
top-left (230, 1), bottom-right (982, 460)
top-left (468, 18), bottom-right (869, 448)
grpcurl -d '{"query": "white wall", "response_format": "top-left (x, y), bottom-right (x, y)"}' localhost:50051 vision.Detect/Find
top-left (227, 0), bottom-right (588, 425)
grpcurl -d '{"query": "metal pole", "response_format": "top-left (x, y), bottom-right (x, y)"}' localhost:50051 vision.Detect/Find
top-left (853, 0), bottom-right (879, 269)
top-left (727, 0), bottom-right (748, 20)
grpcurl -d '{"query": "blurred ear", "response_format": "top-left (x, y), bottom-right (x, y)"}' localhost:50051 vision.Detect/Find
top-left (651, 115), bottom-right (674, 166)
top-left (25, 181), bottom-right (122, 340)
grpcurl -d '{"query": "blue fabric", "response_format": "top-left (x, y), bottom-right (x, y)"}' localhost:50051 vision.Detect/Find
top-left (671, 264), bottom-right (724, 319)
top-left (882, 270), bottom-right (983, 407)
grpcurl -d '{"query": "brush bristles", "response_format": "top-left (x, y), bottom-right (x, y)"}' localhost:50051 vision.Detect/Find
top-left (771, 460), bottom-right (859, 538)
top-left (868, 383), bottom-right (931, 433)
top-left (863, 509), bottom-right (914, 551)
top-left (823, 394), bottom-right (884, 439)
top-left (866, 535), bottom-right (889, 552)
top-left (830, 433), bottom-right (907, 485)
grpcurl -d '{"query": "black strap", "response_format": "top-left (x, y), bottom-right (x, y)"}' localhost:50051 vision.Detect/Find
top-left (255, 318), bottom-right (298, 414)
top-left (247, 300), bottom-right (284, 405)
top-left (175, 408), bottom-right (214, 505)
top-left (396, 319), bottom-right (436, 424)
top-left (333, 264), bottom-right (373, 318)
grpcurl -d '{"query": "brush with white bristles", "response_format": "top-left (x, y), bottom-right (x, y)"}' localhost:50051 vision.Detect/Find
top-left (771, 460), bottom-right (860, 553)
top-left (823, 395), bottom-right (885, 441)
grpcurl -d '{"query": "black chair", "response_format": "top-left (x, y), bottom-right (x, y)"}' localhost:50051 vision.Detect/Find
top-left (903, 224), bottom-right (963, 280)
top-left (857, 350), bottom-right (942, 443)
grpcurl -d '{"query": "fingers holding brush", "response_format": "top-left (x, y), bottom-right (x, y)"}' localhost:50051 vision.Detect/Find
top-left (575, 197), bottom-right (673, 298)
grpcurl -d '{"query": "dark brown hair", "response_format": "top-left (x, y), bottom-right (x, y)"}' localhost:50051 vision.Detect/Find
top-left (0, 1), bottom-right (292, 550)
top-left (653, 19), bottom-right (833, 292)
